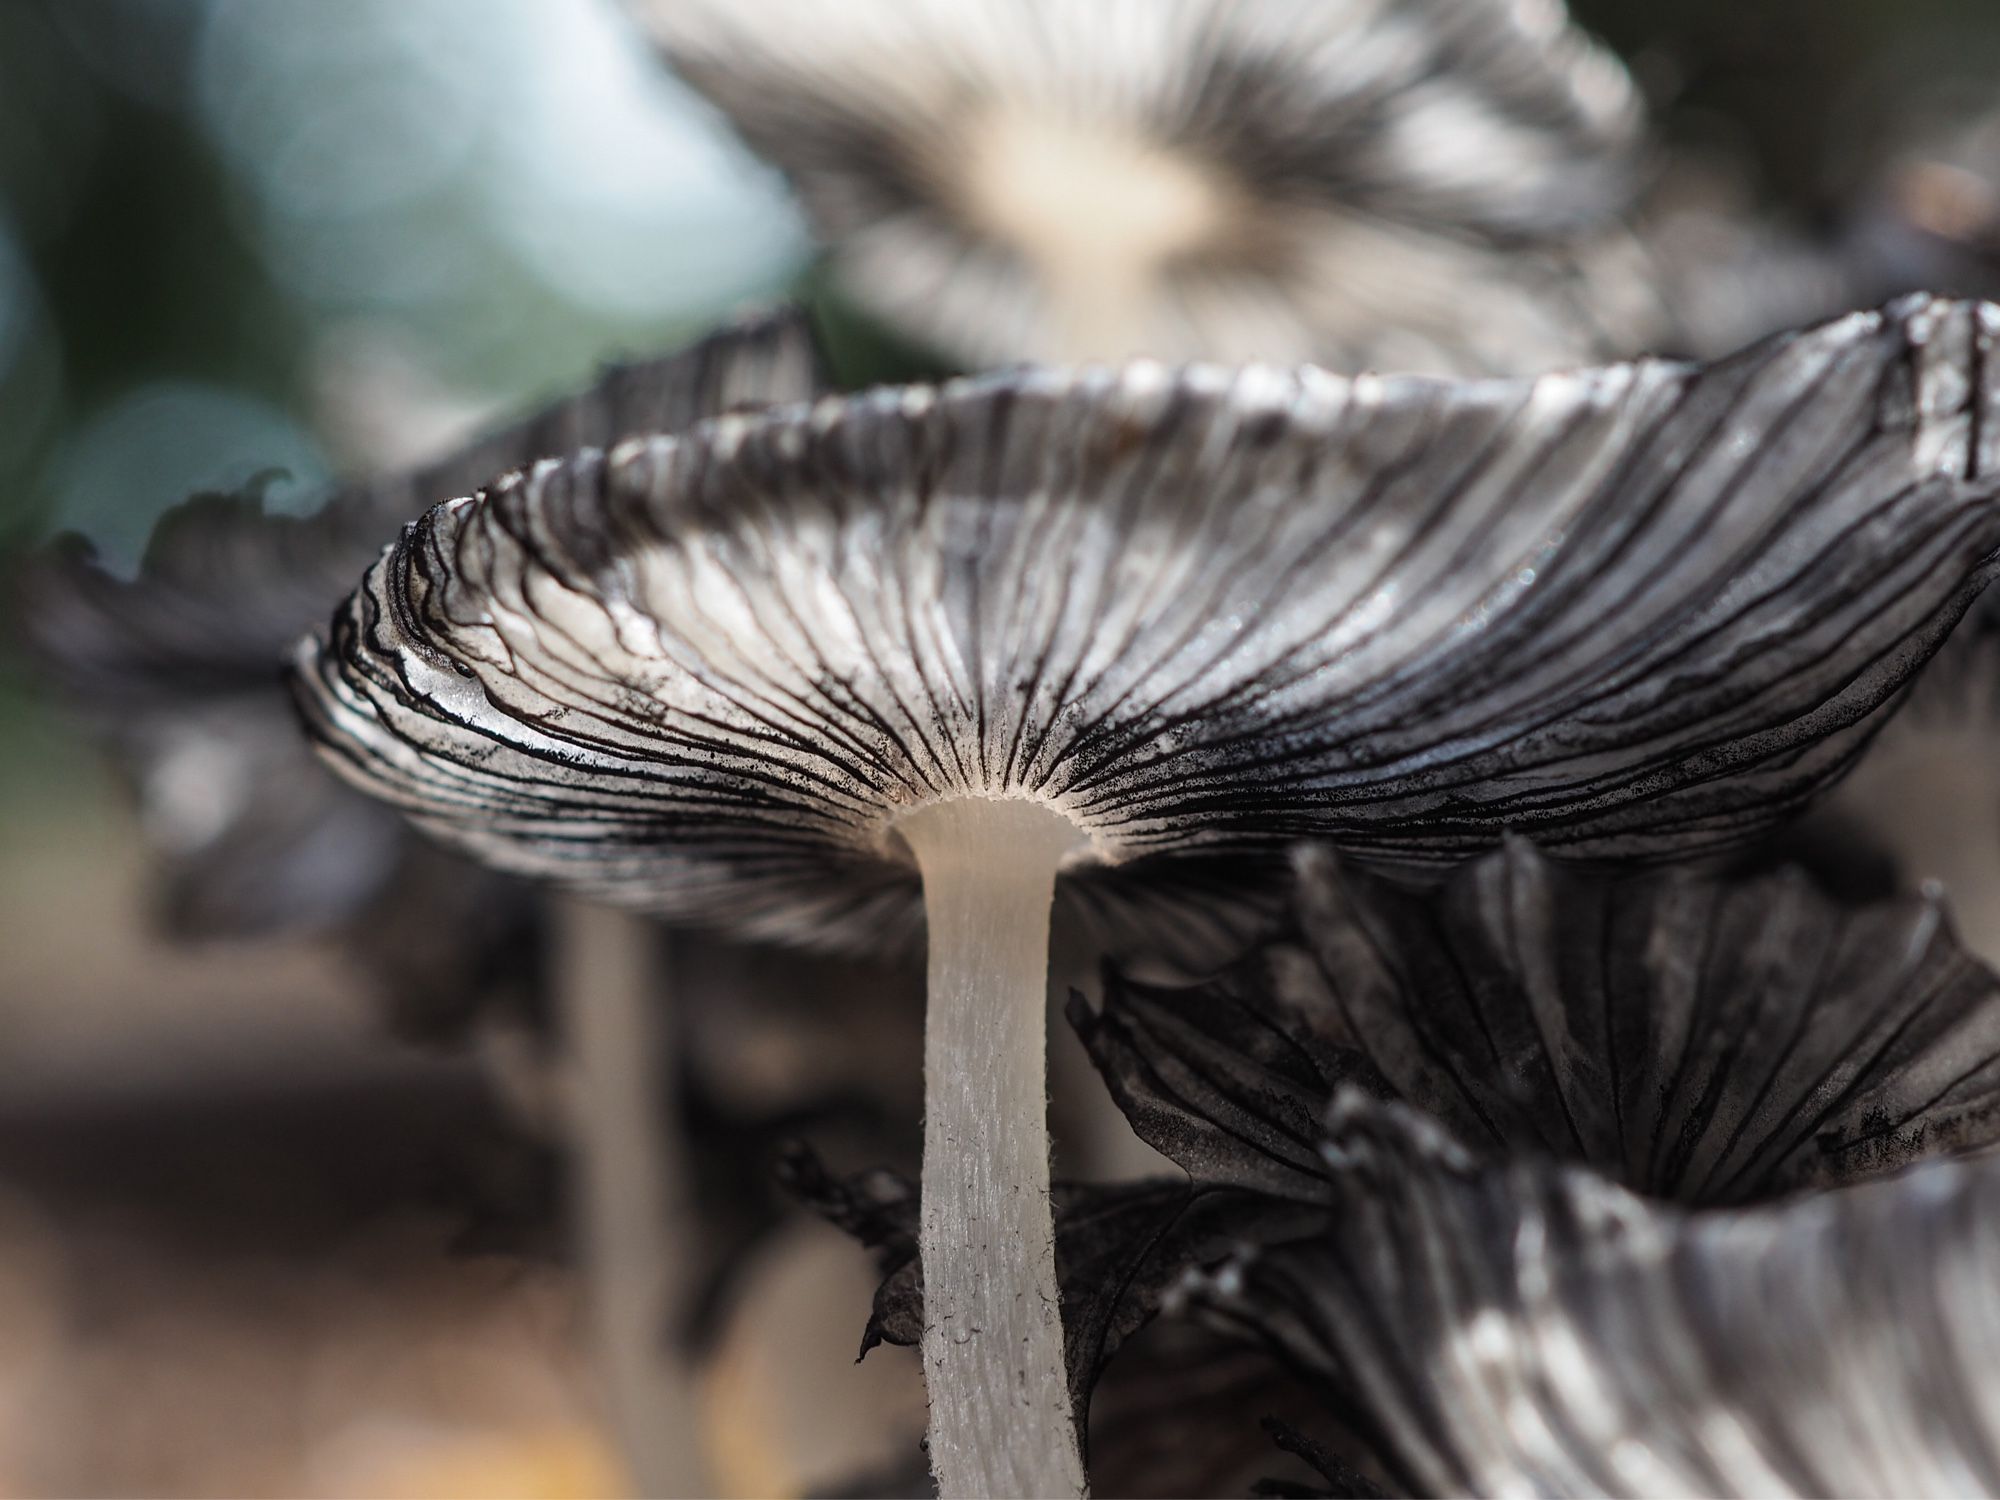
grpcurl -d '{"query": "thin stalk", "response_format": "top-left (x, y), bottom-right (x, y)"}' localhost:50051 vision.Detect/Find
top-left (898, 798), bottom-right (1090, 1499)
top-left (551, 897), bottom-right (710, 1498)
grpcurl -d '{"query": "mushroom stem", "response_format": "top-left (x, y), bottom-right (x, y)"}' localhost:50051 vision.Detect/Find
top-left (898, 798), bottom-right (1090, 1499)
top-left (551, 898), bottom-right (710, 1497)
top-left (1045, 263), bottom-right (1157, 365)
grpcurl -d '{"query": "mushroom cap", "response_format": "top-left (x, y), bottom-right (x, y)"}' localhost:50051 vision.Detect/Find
top-left (296, 296), bottom-right (2000, 957)
top-left (17, 307), bottom-right (825, 953)
top-left (636, 0), bottom-right (1655, 371)
top-left (1080, 836), bottom-right (2000, 1207)
top-left (1193, 1094), bottom-right (2000, 1499)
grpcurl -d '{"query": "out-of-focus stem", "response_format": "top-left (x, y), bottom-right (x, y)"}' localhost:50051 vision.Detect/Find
top-left (552, 897), bottom-right (709, 1498)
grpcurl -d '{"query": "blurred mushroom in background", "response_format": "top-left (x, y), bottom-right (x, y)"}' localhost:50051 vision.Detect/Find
top-left (17, 307), bottom-right (847, 1497)
top-left (634, 0), bottom-right (1679, 374)
top-left (636, 0), bottom-right (2000, 383)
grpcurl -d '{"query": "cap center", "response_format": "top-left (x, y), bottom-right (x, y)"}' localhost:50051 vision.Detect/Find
top-left (948, 109), bottom-right (1232, 357)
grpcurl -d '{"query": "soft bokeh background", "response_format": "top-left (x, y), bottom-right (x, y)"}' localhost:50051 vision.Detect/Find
top-left (0, 3), bottom-right (901, 1495)
top-left (1, 0), bottom-right (1998, 1494)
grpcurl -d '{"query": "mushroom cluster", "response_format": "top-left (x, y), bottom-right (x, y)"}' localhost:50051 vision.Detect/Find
top-left (292, 291), bottom-right (2000, 1497)
top-left (30, 1), bottom-right (2000, 1496)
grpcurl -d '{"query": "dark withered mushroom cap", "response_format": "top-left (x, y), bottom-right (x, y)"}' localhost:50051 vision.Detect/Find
top-left (1079, 836), bottom-right (2000, 1207)
top-left (296, 296), bottom-right (2000, 958)
top-left (635, 0), bottom-right (1655, 371)
top-left (796, 829), bottom-right (2000, 1464)
top-left (18, 308), bottom-right (826, 1025)
top-left (1191, 1094), bottom-right (2000, 1499)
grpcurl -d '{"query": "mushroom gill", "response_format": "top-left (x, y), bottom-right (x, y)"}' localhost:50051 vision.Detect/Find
top-left (1189, 1094), bottom-right (2000, 1498)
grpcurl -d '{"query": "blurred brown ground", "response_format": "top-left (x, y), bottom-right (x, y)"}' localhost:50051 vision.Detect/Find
top-left (0, 733), bottom-right (925, 1498)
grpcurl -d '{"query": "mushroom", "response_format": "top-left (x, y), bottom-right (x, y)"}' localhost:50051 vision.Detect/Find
top-left (16, 305), bottom-right (828, 1034)
top-left (293, 296), bottom-right (2000, 1496)
top-left (632, 0), bottom-right (1660, 373)
top-left (1190, 1093), bottom-right (2000, 1498)
top-left (799, 831), bottom-right (2000, 1467)
top-left (1079, 836), bottom-right (2000, 1207)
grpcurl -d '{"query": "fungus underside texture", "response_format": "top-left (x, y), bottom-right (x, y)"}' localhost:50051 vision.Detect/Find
top-left (1191, 1096), bottom-right (2000, 1498)
top-left (295, 296), bottom-right (2000, 1492)
top-left (298, 297), bottom-right (2000, 935)
top-left (1079, 837), bottom-right (2000, 1208)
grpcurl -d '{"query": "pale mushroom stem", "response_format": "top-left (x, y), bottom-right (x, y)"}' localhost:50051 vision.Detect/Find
top-left (898, 798), bottom-right (1091, 1500)
top-left (1046, 263), bottom-right (1158, 366)
top-left (551, 898), bottom-right (711, 1498)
